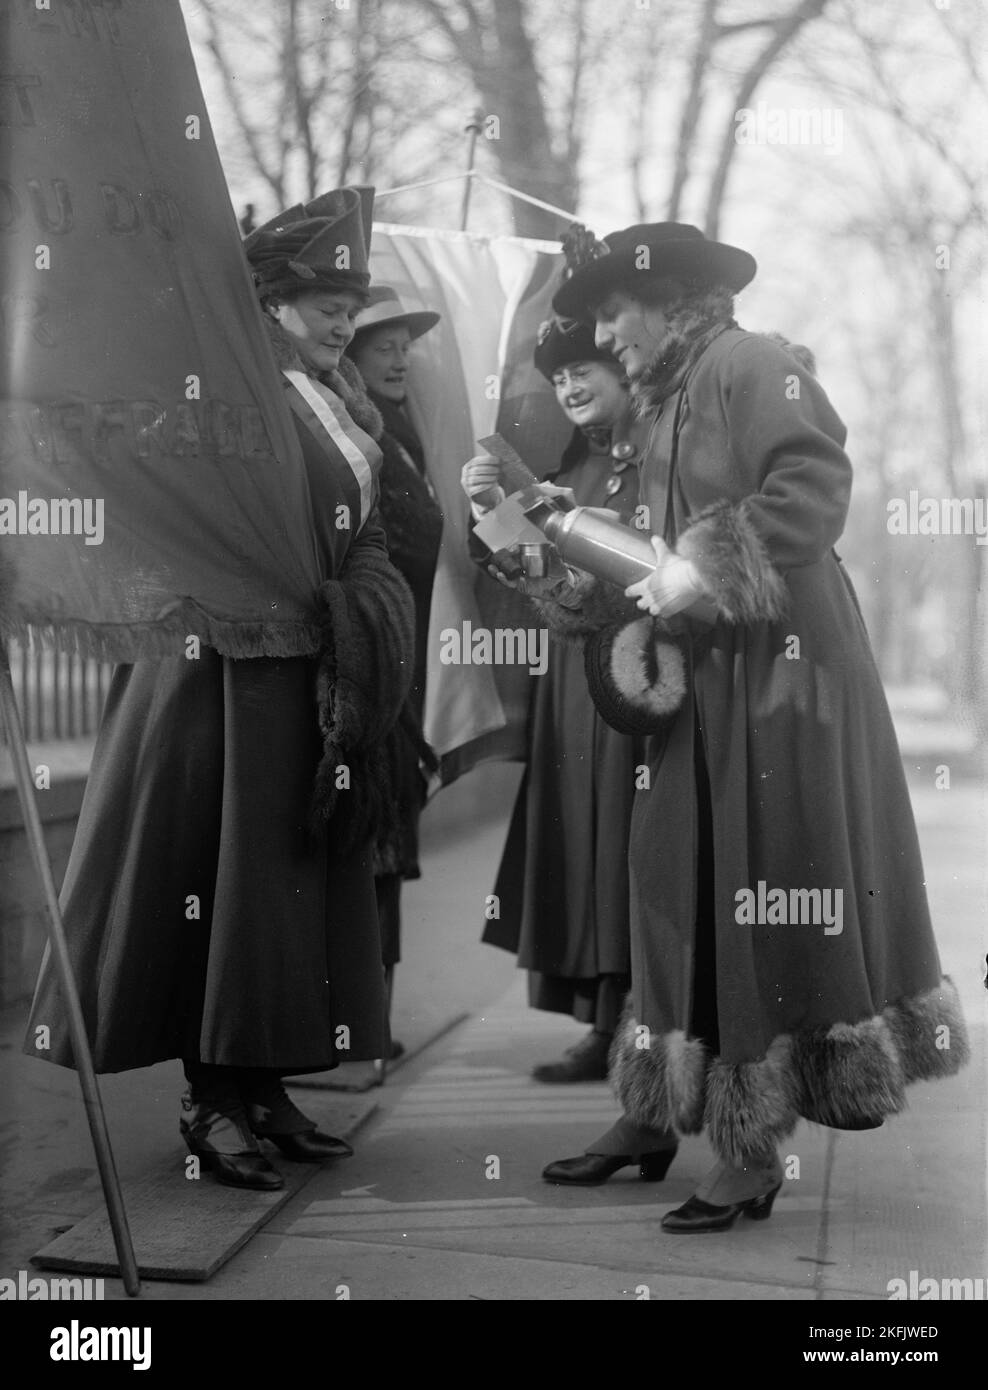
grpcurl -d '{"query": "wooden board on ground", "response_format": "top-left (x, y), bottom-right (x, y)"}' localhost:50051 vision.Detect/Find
top-left (290, 1012), bottom-right (469, 1092)
top-left (31, 1092), bottom-right (377, 1282)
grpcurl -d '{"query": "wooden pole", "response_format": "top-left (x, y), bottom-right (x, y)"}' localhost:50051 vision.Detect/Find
top-left (0, 640), bottom-right (141, 1296)
top-left (459, 108), bottom-right (485, 232)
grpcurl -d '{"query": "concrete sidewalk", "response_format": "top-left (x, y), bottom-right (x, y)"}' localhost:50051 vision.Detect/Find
top-left (1, 764), bottom-right (984, 1301)
top-left (7, 973), bottom-right (979, 1302)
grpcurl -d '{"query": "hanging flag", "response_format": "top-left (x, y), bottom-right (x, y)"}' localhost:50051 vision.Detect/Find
top-left (0, 0), bottom-right (325, 659)
top-left (369, 224), bottom-right (570, 769)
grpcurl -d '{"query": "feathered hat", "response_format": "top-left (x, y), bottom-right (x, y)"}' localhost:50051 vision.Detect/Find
top-left (552, 220), bottom-right (756, 322)
top-left (533, 225), bottom-right (627, 378)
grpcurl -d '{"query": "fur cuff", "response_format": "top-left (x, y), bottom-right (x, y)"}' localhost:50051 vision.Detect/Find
top-left (584, 616), bottom-right (688, 735)
top-left (610, 977), bottom-right (970, 1163)
top-left (677, 499), bottom-right (788, 625)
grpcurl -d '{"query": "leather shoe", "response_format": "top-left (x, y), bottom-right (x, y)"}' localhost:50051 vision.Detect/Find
top-left (542, 1147), bottom-right (677, 1185)
top-left (263, 1130), bottom-right (354, 1163)
top-left (179, 1101), bottom-right (284, 1192)
top-left (532, 1029), bottom-right (611, 1083)
top-left (661, 1183), bottom-right (782, 1233)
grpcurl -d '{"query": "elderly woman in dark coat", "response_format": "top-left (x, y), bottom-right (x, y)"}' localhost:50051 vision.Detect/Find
top-left (529, 221), bottom-right (970, 1232)
top-left (462, 320), bottom-right (653, 1087)
top-left (25, 189), bottom-right (416, 1190)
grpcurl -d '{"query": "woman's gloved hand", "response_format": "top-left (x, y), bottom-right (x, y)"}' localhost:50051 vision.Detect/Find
top-left (625, 535), bottom-right (707, 618)
top-left (461, 455), bottom-right (505, 515)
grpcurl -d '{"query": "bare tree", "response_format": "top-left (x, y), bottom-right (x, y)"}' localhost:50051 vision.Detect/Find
top-left (702, 0), bottom-right (832, 237)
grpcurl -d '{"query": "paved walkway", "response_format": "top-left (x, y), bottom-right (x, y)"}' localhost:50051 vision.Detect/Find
top-left (1, 763), bottom-right (984, 1305)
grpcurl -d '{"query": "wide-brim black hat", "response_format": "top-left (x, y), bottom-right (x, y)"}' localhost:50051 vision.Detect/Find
top-left (244, 186), bottom-right (375, 300)
top-left (350, 287), bottom-right (440, 342)
top-left (553, 222), bottom-right (756, 322)
top-left (533, 317), bottom-right (621, 380)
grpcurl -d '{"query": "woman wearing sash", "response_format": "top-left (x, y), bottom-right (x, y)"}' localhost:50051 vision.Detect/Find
top-left (25, 189), bottom-right (415, 1191)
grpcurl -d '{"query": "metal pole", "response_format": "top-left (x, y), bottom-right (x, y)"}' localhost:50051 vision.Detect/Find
top-left (459, 108), bottom-right (485, 232)
top-left (0, 640), bottom-right (141, 1296)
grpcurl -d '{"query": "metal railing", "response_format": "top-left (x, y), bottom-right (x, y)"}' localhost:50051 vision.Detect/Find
top-left (0, 635), bottom-right (112, 744)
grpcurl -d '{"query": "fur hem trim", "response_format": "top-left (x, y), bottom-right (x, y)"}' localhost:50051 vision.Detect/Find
top-left (609, 1011), bottom-right (708, 1133)
top-left (610, 976), bottom-right (969, 1161)
top-left (882, 976), bottom-right (970, 1081)
top-left (677, 499), bottom-right (788, 625)
top-left (704, 1039), bottom-right (801, 1162)
top-left (790, 1017), bottom-right (905, 1131)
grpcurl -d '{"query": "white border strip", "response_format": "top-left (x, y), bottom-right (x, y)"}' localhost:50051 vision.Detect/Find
top-left (282, 369), bottom-right (374, 529)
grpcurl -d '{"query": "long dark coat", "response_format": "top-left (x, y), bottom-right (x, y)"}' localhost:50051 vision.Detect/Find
top-left (365, 390), bottom-right (443, 880)
top-left (483, 422), bottom-right (648, 1025)
top-left (548, 328), bottom-right (969, 1160)
top-left (25, 340), bottom-right (412, 1074)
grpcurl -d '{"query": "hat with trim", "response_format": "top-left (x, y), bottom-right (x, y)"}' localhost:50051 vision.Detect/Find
top-left (552, 221), bottom-right (756, 323)
top-left (244, 186), bottom-right (375, 302)
top-left (350, 286), bottom-right (440, 341)
top-left (533, 316), bottom-right (621, 380)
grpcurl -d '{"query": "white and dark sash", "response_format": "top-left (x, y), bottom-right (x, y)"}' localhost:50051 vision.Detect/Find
top-left (281, 370), bottom-right (380, 533)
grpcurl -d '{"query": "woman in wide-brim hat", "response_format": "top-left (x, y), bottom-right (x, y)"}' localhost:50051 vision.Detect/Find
top-left (343, 288), bottom-right (444, 1054)
top-left (25, 187), bottom-right (417, 1192)
top-left (525, 219), bottom-right (969, 1231)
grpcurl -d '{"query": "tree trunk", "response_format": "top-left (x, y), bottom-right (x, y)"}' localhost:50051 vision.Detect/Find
top-left (703, 0), bottom-right (830, 238)
top-left (667, 0), bottom-right (718, 220)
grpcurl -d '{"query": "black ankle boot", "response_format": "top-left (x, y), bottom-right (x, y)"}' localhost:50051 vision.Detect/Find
top-left (239, 1072), bottom-right (353, 1163)
top-left (179, 1090), bottom-right (284, 1191)
top-left (532, 1029), bottom-right (612, 1083)
top-left (542, 1145), bottom-right (677, 1186)
top-left (660, 1183), bottom-right (782, 1233)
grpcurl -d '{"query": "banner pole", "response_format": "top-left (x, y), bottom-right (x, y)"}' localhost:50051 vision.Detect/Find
top-left (459, 109), bottom-right (485, 231)
top-left (0, 640), bottom-right (141, 1297)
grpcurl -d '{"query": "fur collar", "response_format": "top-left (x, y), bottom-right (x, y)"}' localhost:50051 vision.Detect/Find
top-left (263, 313), bottom-right (308, 371)
top-left (328, 356), bottom-right (383, 441)
top-left (261, 314), bottom-right (383, 441)
top-left (631, 286), bottom-right (736, 416)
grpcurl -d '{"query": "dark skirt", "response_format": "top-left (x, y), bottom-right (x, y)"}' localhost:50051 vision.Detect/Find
top-left (25, 650), bottom-right (389, 1074)
top-left (484, 634), bottom-right (646, 1026)
top-left (527, 971), bottom-right (629, 1033)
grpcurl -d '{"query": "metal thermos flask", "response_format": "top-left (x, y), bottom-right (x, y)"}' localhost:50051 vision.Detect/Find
top-left (537, 506), bottom-right (659, 587)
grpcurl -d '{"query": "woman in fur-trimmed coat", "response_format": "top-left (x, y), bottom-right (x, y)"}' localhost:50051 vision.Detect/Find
top-left (541, 221), bottom-right (970, 1232)
top-left (25, 190), bottom-right (417, 1193)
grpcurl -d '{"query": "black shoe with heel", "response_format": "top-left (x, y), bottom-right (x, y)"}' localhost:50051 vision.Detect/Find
top-left (660, 1181), bottom-right (782, 1232)
top-left (264, 1131), bottom-right (353, 1163)
top-left (179, 1097), bottom-right (284, 1192)
top-left (239, 1073), bottom-right (354, 1164)
top-left (542, 1146), bottom-right (677, 1186)
top-left (532, 1028), bottom-right (612, 1084)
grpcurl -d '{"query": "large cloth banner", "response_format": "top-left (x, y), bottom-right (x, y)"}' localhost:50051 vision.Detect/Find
top-left (369, 225), bottom-right (569, 766)
top-left (0, 0), bottom-right (325, 659)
